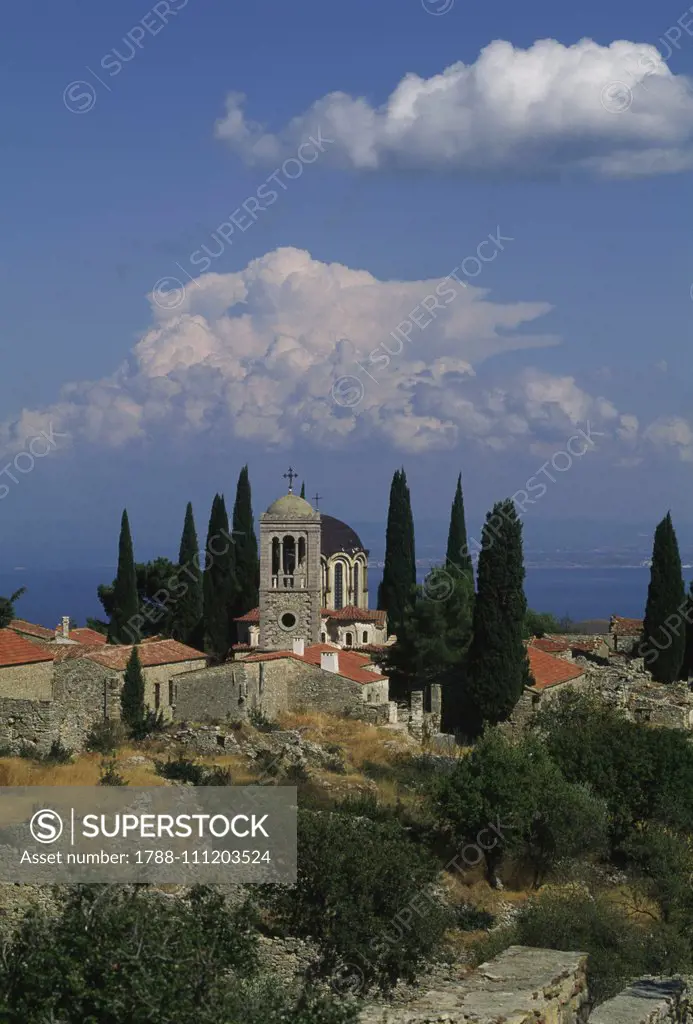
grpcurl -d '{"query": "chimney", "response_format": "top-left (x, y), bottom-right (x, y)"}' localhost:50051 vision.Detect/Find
top-left (62, 616), bottom-right (70, 640)
top-left (292, 637), bottom-right (305, 656)
top-left (320, 651), bottom-right (339, 674)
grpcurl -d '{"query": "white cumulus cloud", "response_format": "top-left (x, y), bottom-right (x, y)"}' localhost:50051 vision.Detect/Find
top-left (215, 38), bottom-right (693, 179)
top-left (0, 247), bottom-right (632, 457)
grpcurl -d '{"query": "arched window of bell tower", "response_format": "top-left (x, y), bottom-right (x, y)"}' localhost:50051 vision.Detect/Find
top-left (282, 535), bottom-right (296, 588)
top-left (334, 562), bottom-right (344, 610)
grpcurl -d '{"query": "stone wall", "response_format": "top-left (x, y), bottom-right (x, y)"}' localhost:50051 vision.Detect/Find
top-left (0, 697), bottom-right (57, 754)
top-left (174, 663), bottom-right (260, 723)
top-left (52, 658), bottom-right (121, 750)
top-left (0, 661), bottom-right (53, 700)
top-left (590, 976), bottom-right (692, 1023)
top-left (174, 656), bottom-right (379, 725)
top-left (508, 675), bottom-right (587, 733)
top-left (358, 945), bottom-right (589, 1024)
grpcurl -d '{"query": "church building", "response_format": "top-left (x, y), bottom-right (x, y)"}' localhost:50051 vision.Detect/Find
top-left (234, 474), bottom-right (389, 652)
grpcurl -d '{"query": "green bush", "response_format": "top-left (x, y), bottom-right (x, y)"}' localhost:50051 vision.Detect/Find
top-left (42, 740), bottom-right (73, 765)
top-left (535, 690), bottom-right (693, 842)
top-left (511, 888), bottom-right (692, 1006)
top-left (98, 758), bottom-right (127, 786)
top-left (248, 707), bottom-right (280, 732)
top-left (430, 729), bottom-right (609, 886)
top-left (154, 756), bottom-right (232, 787)
top-left (86, 719), bottom-right (127, 754)
top-left (454, 904), bottom-right (495, 931)
top-left (0, 885), bottom-right (357, 1024)
top-left (154, 756), bottom-right (205, 785)
top-left (264, 809), bottom-right (448, 992)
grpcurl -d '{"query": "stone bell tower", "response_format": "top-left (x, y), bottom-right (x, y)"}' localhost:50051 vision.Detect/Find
top-left (259, 469), bottom-right (322, 650)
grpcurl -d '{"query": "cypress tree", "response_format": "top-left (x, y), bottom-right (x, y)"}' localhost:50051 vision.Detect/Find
top-left (680, 582), bottom-right (693, 681)
top-left (203, 494), bottom-right (236, 663)
top-left (464, 499), bottom-right (529, 735)
top-left (446, 473), bottom-right (473, 577)
top-left (300, 481), bottom-right (306, 499)
top-left (231, 465), bottom-right (259, 623)
top-left (641, 512), bottom-right (686, 683)
top-left (120, 647), bottom-right (145, 735)
top-left (108, 510), bottom-right (140, 645)
top-left (378, 469), bottom-right (416, 634)
top-left (169, 502), bottom-right (203, 648)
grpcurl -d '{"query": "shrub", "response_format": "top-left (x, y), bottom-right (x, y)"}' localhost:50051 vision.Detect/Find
top-left (248, 708), bottom-right (280, 732)
top-left (154, 756), bottom-right (205, 785)
top-left (0, 885), bottom-right (357, 1024)
top-left (264, 809), bottom-right (448, 992)
top-left (86, 719), bottom-right (127, 754)
top-left (454, 904), bottom-right (495, 931)
top-left (283, 761), bottom-right (310, 784)
top-left (535, 689), bottom-right (693, 842)
top-left (430, 728), bottom-right (609, 886)
top-left (98, 758), bottom-right (127, 786)
top-left (514, 888), bottom-right (691, 1005)
top-left (42, 740), bottom-right (73, 765)
top-left (154, 756), bottom-right (231, 787)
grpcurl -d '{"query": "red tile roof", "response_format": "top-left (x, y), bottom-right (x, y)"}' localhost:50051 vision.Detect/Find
top-left (57, 639), bottom-right (206, 671)
top-left (610, 616), bottom-right (643, 636)
top-left (323, 606), bottom-right (386, 625)
top-left (234, 606), bottom-right (387, 626)
top-left (69, 628), bottom-right (107, 646)
top-left (0, 629), bottom-right (56, 667)
top-left (243, 643), bottom-right (387, 685)
top-left (527, 644), bottom-right (585, 691)
top-left (235, 608), bottom-right (260, 623)
top-left (9, 619), bottom-right (54, 641)
top-left (530, 637), bottom-right (571, 654)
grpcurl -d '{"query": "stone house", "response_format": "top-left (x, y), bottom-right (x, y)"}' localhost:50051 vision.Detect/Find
top-left (55, 638), bottom-right (206, 720)
top-left (175, 639), bottom-right (390, 724)
top-left (508, 643), bottom-right (587, 731)
top-left (9, 617), bottom-right (108, 648)
top-left (0, 629), bottom-right (56, 700)
top-left (530, 634), bottom-right (610, 661)
top-left (609, 615), bottom-right (643, 653)
top-left (0, 636), bottom-right (206, 754)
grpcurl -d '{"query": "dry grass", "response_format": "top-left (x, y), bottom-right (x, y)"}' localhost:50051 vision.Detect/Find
top-left (277, 711), bottom-right (416, 770)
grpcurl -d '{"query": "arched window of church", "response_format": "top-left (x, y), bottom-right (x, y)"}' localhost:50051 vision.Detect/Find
top-left (362, 631), bottom-right (368, 644)
top-left (271, 537), bottom-right (280, 577)
top-left (298, 536), bottom-right (306, 568)
top-left (334, 562), bottom-right (344, 609)
top-left (321, 632), bottom-right (326, 643)
top-left (353, 563), bottom-right (359, 607)
top-left (345, 632), bottom-right (353, 647)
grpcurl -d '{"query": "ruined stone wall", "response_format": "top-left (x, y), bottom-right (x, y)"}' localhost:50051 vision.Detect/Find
top-left (0, 698), bottom-right (57, 754)
top-left (52, 659), bottom-right (121, 750)
top-left (358, 945), bottom-right (589, 1024)
top-left (0, 661), bottom-right (54, 700)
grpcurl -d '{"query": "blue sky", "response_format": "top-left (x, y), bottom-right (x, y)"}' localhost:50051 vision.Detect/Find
top-left (2, 0), bottom-right (693, 567)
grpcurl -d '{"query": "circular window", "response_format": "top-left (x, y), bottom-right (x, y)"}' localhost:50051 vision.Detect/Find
top-left (280, 611), bottom-right (297, 630)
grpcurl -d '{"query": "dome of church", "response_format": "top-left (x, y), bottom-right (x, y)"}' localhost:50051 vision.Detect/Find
top-left (320, 514), bottom-right (367, 557)
top-left (264, 492), bottom-right (316, 518)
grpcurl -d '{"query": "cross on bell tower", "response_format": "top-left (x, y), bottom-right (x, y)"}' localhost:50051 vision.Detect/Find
top-left (313, 492), bottom-right (322, 509)
top-left (283, 466), bottom-right (297, 493)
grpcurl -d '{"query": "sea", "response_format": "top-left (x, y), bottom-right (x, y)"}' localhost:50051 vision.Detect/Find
top-left (0, 565), bottom-right (661, 630)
